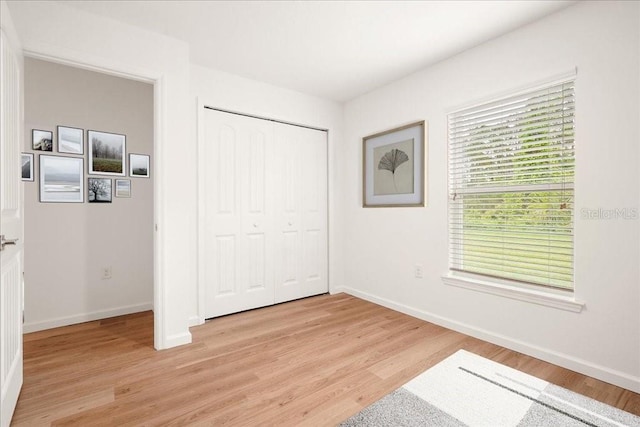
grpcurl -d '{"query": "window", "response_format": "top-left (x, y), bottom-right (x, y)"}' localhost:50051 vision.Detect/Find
top-left (448, 78), bottom-right (575, 290)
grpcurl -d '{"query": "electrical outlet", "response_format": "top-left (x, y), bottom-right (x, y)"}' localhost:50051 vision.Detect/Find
top-left (414, 264), bottom-right (423, 279)
top-left (102, 266), bottom-right (112, 280)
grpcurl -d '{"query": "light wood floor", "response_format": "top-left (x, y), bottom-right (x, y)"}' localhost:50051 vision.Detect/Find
top-left (13, 293), bottom-right (640, 426)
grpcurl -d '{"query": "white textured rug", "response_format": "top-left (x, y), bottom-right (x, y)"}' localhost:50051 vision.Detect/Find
top-left (340, 350), bottom-right (640, 427)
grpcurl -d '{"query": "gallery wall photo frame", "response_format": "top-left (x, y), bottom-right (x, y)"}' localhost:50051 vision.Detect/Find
top-left (88, 130), bottom-right (126, 176)
top-left (363, 120), bottom-right (427, 208)
top-left (115, 179), bottom-right (131, 198)
top-left (58, 126), bottom-right (84, 154)
top-left (21, 153), bottom-right (34, 181)
top-left (129, 153), bottom-right (150, 178)
top-left (32, 129), bottom-right (53, 151)
top-left (88, 177), bottom-right (112, 203)
top-left (39, 155), bottom-right (84, 203)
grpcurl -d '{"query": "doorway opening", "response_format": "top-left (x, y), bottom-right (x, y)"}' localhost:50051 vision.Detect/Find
top-left (22, 57), bottom-right (156, 345)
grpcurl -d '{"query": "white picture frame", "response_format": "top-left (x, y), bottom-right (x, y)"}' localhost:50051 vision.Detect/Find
top-left (21, 153), bottom-right (34, 181)
top-left (115, 179), bottom-right (131, 198)
top-left (129, 153), bottom-right (150, 178)
top-left (39, 155), bottom-right (84, 203)
top-left (88, 130), bottom-right (126, 176)
top-left (57, 126), bottom-right (84, 155)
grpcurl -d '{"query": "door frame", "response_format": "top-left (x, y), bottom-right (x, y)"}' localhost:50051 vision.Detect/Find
top-left (195, 99), bottom-right (330, 324)
top-left (21, 50), bottom-right (167, 349)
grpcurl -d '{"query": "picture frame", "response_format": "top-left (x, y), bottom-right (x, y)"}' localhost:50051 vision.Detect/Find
top-left (115, 179), bottom-right (131, 198)
top-left (88, 130), bottom-right (126, 176)
top-left (21, 153), bottom-right (34, 181)
top-left (88, 178), bottom-right (112, 203)
top-left (57, 126), bottom-right (84, 154)
top-left (363, 120), bottom-right (426, 207)
top-left (32, 129), bottom-right (53, 151)
top-left (129, 153), bottom-right (150, 178)
top-left (39, 155), bottom-right (84, 203)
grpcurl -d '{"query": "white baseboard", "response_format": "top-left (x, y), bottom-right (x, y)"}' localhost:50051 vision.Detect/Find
top-left (23, 303), bottom-right (153, 333)
top-left (188, 315), bottom-right (203, 327)
top-left (341, 286), bottom-right (640, 394)
top-left (164, 331), bottom-right (192, 348)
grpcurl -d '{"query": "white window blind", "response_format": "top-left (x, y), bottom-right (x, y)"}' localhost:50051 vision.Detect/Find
top-left (448, 79), bottom-right (575, 290)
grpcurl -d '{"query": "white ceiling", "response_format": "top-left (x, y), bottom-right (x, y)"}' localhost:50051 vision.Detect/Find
top-left (54, 1), bottom-right (574, 103)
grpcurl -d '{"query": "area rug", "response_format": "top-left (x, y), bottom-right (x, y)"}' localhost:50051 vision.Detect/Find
top-left (339, 350), bottom-right (639, 426)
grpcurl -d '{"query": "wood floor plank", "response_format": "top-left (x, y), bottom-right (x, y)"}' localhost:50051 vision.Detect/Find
top-left (12, 294), bottom-right (640, 426)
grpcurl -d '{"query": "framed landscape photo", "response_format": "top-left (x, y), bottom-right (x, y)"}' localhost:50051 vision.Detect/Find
top-left (88, 178), bottom-right (112, 203)
top-left (57, 126), bottom-right (84, 154)
top-left (115, 179), bottom-right (131, 198)
top-left (32, 129), bottom-right (53, 151)
top-left (21, 153), bottom-right (34, 181)
top-left (88, 130), bottom-right (126, 176)
top-left (39, 155), bottom-right (84, 203)
top-left (363, 120), bottom-right (426, 207)
top-left (129, 154), bottom-right (150, 178)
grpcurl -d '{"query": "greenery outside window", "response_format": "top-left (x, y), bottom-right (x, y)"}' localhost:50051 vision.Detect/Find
top-left (448, 78), bottom-right (575, 290)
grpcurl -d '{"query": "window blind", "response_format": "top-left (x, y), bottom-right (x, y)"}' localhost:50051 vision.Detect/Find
top-left (448, 79), bottom-right (575, 290)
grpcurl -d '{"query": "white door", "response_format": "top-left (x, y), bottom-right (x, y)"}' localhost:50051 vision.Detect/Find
top-left (202, 109), bottom-right (328, 319)
top-left (203, 110), bottom-right (276, 318)
top-left (273, 123), bottom-right (327, 303)
top-left (0, 28), bottom-right (23, 427)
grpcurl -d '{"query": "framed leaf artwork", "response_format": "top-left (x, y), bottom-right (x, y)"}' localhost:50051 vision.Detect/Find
top-left (363, 120), bottom-right (426, 207)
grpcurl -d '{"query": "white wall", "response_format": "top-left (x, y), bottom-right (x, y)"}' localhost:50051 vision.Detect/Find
top-left (189, 65), bottom-right (344, 323)
top-left (23, 58), bottom-right (154, 332)
top-left (340, 0), bottom-right (640, 392)
top-left (7, 1), bottom-right (194, 349)
top-left (8, 0), bottom-right (639, 393)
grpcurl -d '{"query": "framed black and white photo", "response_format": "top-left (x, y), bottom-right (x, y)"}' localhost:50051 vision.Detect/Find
top-left (115, 179), bottom-right (131, 198)
top-left (88, 130), bottom-right (126, 176)
top-left (88, 178), bottom-right (112, 203)
top-left (57, 126), bottom-right (84, 154)
top-left (129, 154), bottom-right (150, 178)
top-left (363, 121), bottom-right (426, 207)
top-left (21, 153), bottom-right (34, 181)
top-left (32, 129), bottom-right (53, 151)
top-left (39, 155), bottom-right (84, 203)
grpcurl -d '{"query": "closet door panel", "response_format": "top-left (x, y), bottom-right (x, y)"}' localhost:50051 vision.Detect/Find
top-left (274, 123), bottom-right (328, 303)
top-left (203, 110), bottom-right (275, 318)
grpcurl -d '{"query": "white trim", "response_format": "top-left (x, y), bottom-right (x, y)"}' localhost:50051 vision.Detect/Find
top-left (442, 273), bottom-right (584, 313)
top-left (188, 315), bottom-right (202, 328)
top-left (165, 331), bottom-right (193, 348)
top-left (153, 75), bottom-right (167, 350)
top-left (19, 47), bottom-right (172, 350)
top-left (196, 97), bottom-right (206, 325)
top-left (23, 303), bottom-right (153, 333)
top-left (23, 47), bottom-right (157, 85)
top-left (340, 286), bottom-right (639, 394)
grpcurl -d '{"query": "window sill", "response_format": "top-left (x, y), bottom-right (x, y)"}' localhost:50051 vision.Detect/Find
top-left (441, 273), bottom-right (585, 313)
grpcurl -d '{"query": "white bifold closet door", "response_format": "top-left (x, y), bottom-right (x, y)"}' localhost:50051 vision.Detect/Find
top-left (203, 109), bottom-right (327, 319)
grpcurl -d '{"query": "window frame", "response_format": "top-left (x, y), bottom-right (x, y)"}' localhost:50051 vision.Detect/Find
top-left (445, 74), bottom-right (581, 306)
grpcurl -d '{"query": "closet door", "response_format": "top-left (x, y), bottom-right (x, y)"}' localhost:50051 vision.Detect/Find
top-left (203, 110), bottom-right (275, 318)
top-left (273, 123), bottom-right (328, 303)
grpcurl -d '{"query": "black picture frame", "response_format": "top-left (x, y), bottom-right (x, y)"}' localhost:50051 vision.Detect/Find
top-left (88, 178), bottom-right (112, 203)
top-left (32, 129), bottom-right (53, 151)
